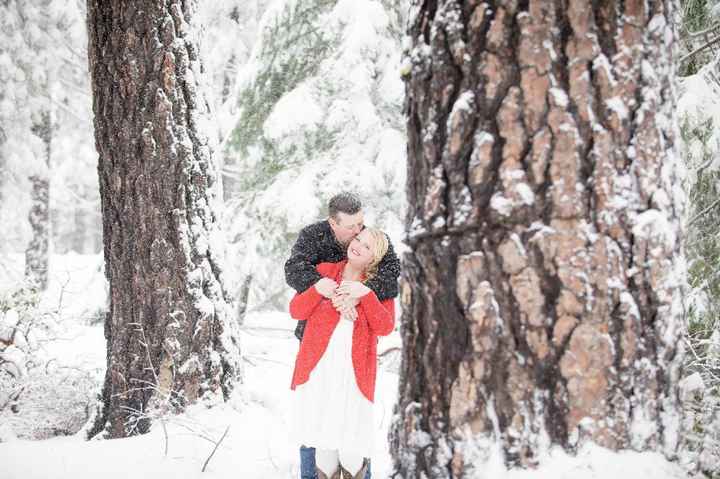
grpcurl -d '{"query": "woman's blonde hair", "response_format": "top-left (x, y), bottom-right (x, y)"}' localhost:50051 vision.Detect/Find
top-left (362, 227), bottom-right (389, 282)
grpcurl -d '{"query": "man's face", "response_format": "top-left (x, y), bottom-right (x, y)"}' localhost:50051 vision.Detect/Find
top-left (329, 211), bottom-right (364, 246)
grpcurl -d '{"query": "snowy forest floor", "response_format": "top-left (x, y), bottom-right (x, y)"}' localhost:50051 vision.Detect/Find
top-left (0, 312), bottom-right (401, 478)
top-left (0, 254), bottom-right (693, 478)
top-left (1, 311), bottom-right (402, 478)
top-left (0, 253), bottom-right (402, 477)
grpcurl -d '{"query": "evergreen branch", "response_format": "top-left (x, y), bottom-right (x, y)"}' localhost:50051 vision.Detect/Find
top-left (680, 34), bottom-right (720, 64)
top-left (689, 196), bottom-right (720, 227)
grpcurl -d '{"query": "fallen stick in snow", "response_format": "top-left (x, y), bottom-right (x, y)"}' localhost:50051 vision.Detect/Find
top-left (202, 424), bottom-right (230, 472)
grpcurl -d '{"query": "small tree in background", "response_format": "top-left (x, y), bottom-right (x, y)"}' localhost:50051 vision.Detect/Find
top-left (679, 113), bottom-right (720, 476)
top-left (0, 0), bottom-right (100, 265)
top-left (675, 2), bottom-right (720, 475)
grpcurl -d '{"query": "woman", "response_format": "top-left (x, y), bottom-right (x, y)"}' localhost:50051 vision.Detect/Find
top-left (289, 227), bottom-right (395, 479)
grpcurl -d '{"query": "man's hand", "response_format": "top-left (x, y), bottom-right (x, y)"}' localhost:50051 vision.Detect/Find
top-left (315, 278), bottom-right (339, 298)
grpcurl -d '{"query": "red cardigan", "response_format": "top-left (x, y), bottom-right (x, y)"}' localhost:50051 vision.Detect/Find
top-left (289, 261), bottom-right (395, 402)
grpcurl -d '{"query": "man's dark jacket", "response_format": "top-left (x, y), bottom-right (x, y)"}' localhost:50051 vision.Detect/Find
top-left (285, 220), bottom-right (401, 340)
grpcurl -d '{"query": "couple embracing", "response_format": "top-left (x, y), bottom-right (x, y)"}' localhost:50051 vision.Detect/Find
top-left (284, 192), bottom-right (401, 479)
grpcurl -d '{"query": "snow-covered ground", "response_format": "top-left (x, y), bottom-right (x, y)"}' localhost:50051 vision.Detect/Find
top-left (0, 319), bottom-right (690, 479)
top-left (0, 252), bottom-right (402, 478)
top-left (0, 254), bottom-right (691, 478)
top-left (0, 310), bottom-right (401, 478)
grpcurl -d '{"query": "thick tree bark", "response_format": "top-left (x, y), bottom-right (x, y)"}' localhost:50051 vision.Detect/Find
top-left (86, 0), bottom-right (242, 439)
top-left (25, 110), bottom-right (51, 290)
top-left (390, 1), bottom-right (685, 476)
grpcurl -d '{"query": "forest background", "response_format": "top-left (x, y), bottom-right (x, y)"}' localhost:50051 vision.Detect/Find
top-left (2, 0), bottom-right (720, 478)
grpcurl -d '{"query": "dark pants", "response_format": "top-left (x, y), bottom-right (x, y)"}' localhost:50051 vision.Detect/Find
top-left (300, 446), bottom-right (371, 478)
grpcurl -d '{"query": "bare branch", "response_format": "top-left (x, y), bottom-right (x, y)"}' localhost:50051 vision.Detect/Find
top-left (201, 425), bottom-right (230, 472)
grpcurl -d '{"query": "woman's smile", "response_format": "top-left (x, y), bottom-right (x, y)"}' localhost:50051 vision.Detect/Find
top-left (349, 232), bottom-right (373, 261)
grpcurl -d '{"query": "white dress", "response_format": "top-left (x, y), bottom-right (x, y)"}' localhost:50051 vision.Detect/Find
top-left (291, 316), bottom-right (374, 457)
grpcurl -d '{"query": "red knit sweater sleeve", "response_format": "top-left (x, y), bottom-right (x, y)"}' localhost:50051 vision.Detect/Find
top-left (289, 285), bottom-right (324, 320)
top-left (288, 262), bottom-right (335, 320)
top-left (358, 291), bottom-right (395, 336)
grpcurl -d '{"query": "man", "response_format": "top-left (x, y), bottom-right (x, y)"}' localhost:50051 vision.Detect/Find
top-left (285, 192), bottom-right (401, 340)
top-left (285, 192), bottom-right (401, 479)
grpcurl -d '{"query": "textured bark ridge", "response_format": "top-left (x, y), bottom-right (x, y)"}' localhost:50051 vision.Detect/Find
top-left (86, 1), bottom-right (242, 439)
top-left (390, 1), bottom-right (685, 476)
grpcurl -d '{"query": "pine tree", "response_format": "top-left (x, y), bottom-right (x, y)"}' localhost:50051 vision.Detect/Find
top-left (198, 0), bottom-right (273, 202)
top-left (680, 115), bottom-right (720, 475)
top-left (86, 0), bottom-right (242, 439)
top-left (0, 0), bottom-right (60, 288)
top-left (391, 2), bottom-right (685, 476)
top-left (678, 0), bottom-right (715, 76)
top-left (25, 110), bottom-right (51, 289)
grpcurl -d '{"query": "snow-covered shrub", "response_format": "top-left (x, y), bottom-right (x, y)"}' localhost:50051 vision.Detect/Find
top-left (0, 282), bottom-right (97, 440)
top-left (683, 116), bottom-right (720, 329)
top-left (681, 333), bottom-right (720, 476)
top-left (678, 94), bottom-right (720, 476)
top-left (228, 0), bottom-right (339, 167)
top-left (677, 4), bottom-right (720, 476)
top-left (679, 0), bottom-right (715, 76)
top-left (0, 364), bottom-right (97, 440)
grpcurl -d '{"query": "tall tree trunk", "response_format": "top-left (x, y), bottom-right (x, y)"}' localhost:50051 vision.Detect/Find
top-left (25, 110), bottom-right (51, 290)
top-left (86, 0), bottom-right (242, 439)
top-left (72, 206), bottom-right (87, 253)
top-left (0, 98), bottom-right (6, 229)
top-left (390, 1), bottom-right (685, 476)
top-left (235, 273), bottom-right (252, 326)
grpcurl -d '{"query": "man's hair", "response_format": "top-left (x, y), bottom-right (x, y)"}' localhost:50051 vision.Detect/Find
top-left (328, 192), bottom-right (362, 219)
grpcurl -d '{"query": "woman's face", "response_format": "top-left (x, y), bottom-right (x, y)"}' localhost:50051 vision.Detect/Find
top-left (347, 229), bottom-right (374, 268)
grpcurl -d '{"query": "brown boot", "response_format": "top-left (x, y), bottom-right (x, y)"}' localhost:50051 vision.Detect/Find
top-left (316, 466), bottom-right (341, 479)
top-left (340, 458), bottom-right (369, 479)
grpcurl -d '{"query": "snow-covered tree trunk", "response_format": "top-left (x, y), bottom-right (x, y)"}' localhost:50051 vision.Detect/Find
top-left (0, 96), bottom-right (5, 222)
top-left (390, 1), bottom-right (686, 476)
top-left (71, 207), bottom-right (87, 253)
top-left (25, 110), bottom-right (51, 290)
top-left (86, 0), bottom-right (242, 439)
